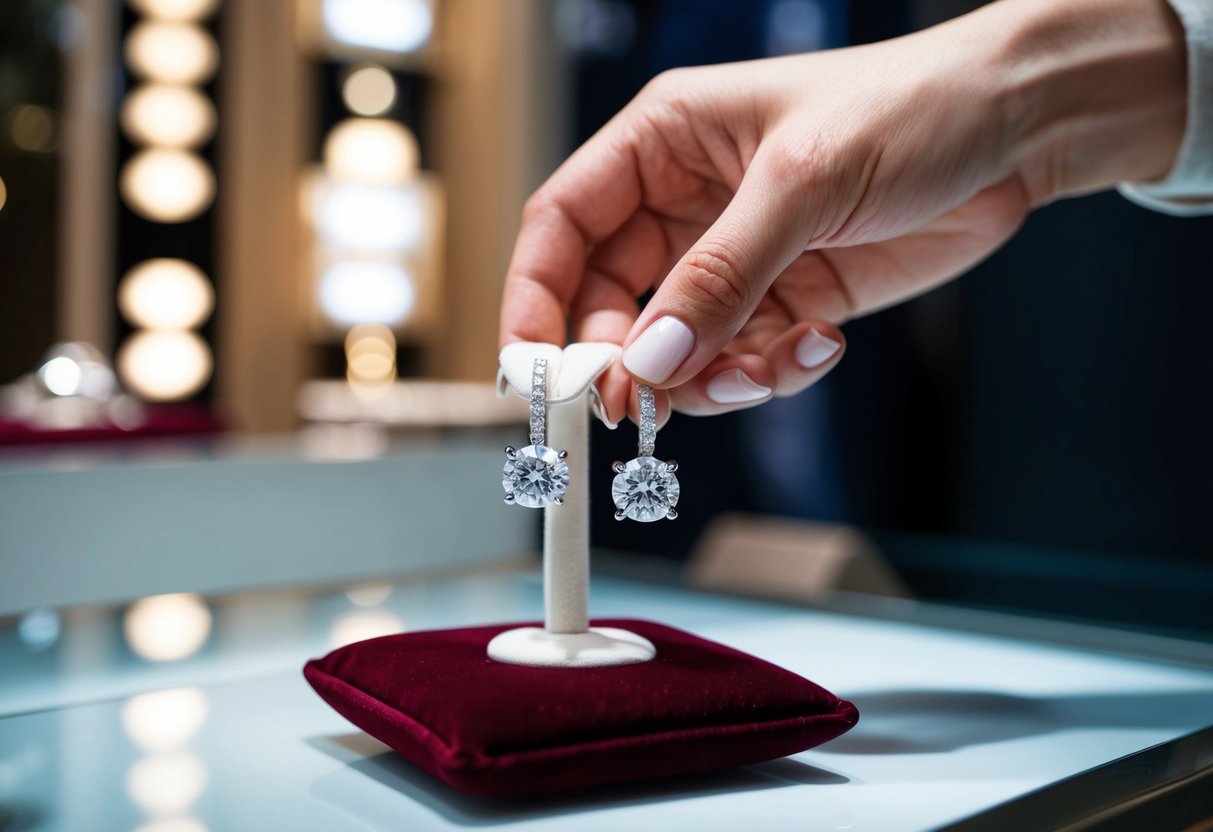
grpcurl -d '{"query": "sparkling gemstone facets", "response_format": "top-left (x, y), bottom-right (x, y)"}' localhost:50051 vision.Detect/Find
top-left (503, 444), bottom-right (570, 508)
top-left (612, 455), bottom-right (679, 522)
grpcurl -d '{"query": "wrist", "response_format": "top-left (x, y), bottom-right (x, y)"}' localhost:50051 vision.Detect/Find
top-left (979, 0), bottom-right (1188, 204)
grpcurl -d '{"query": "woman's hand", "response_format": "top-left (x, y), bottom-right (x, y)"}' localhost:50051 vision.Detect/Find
top-left (500, 0), bottom-right (1185, 426)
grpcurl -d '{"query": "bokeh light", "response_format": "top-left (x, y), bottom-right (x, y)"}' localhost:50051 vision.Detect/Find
top-left (323, 118), bottom-right (418, 184)
top-left (122, 688), bottom-right (209, 751)
top-left (17, 608), bottom-right (60, 651)
top-left (126, 753), bottom-right (207, 815)
top-left (319, 261), bottom-right (416, 326)
top-left (128, 0), bottom-right (220, 21)
top-left (118, 259), bottom-right (215, 330)
top-left (322, 0), bottom-right (433, 54)
top-left (7, 104), bottom-right (56, 153)
top-left (120, 149), bottom-right (216, 223)
top-left (121, 84), bottom-right (217, 148)
top-left (123, 593), bottom-right (213, 661)
top-left (39, 356), bottom-right (83, 397)
top-left (317, 184), bottom-right (423, 250)
top-left (0, 175), bottom-right (6, 212)
top-left (342, 64), bottom-right (397, 116)
top-left (345, 324), bottom-right (397, 386)
top-left (117, 331), bottom-right (213, 401)
top-left (329, 609), bottom-right (405, 648)
top-left (125, 21), bottom-right (220, 84)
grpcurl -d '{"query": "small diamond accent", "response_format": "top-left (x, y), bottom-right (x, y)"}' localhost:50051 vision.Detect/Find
top-left (503, 444), bottom-right (569, 508)
top-left (612, 456), bottom-right (679, 522)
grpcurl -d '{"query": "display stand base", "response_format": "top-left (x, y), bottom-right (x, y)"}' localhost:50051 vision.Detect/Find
top-left (487, 626), bottom-right (656, 668)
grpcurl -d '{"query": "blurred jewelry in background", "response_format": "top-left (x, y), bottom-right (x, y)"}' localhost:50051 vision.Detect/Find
top-left (0, 342), bottom-right (144, 431)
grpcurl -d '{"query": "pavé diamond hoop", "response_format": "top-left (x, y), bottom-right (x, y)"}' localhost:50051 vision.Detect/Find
top-left (502, 358), bottom-right (570, 508)
top-left (611, 384), bottom-right (679, 522)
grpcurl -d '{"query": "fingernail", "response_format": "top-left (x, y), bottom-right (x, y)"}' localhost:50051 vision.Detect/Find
top-left (796, 328), bottom-right (842, 369)
top-left (706, 369), bottom-right (772, 404)
top-left (622, 316), bottom-right (694, 383)
top-left (590, 395), bottom-right (618, 429)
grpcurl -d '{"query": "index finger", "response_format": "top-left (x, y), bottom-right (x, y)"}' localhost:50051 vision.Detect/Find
top-left (499, 122), bottom-right (644, 348)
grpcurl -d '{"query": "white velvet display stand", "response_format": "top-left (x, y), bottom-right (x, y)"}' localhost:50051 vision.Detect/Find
top-left (488, 342), bottom-right (657, 668)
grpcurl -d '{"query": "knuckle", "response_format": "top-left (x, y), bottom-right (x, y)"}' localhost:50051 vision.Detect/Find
top-left (641, 68), bottom-right (683, 99)
top-left (678, 245), bottom-right (750, 315)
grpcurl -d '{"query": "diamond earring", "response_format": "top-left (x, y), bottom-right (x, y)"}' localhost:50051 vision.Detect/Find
top-left (503, 358), bottom-right (570, 508)
top-left (611, 384), bottom-right (679, 522)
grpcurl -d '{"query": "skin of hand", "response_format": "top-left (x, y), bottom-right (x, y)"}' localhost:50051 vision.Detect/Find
top-left (499, 0), bottom-right (1187, 427)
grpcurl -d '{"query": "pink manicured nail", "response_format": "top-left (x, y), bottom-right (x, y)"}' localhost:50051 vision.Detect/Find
top-left (706, 369), bottom-right (772, 404)
top-left (795, 328), bottom-right (842, 369)
top-left (622, 316), bottom-right (694, 383)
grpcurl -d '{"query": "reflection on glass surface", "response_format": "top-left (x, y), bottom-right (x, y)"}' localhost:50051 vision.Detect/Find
top-left (132, 817), bottom-right (209, 832)
top-left (126, 752), bottom-right (208, 816)
top-left (122, 688), bottom-right (209, 752)
top-left (344, 582), bottom-right (393, 608)
top-left (329, 609), bottom-right (405, 648)
top-left (123, 594), bottom-right (213, 662)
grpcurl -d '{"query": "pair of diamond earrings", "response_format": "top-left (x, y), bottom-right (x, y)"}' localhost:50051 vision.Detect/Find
top-left (501, 358), bottom-right (680, 522)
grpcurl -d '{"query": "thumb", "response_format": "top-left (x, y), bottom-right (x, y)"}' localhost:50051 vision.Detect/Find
top-left (620, 151), bottom-right (814, 387)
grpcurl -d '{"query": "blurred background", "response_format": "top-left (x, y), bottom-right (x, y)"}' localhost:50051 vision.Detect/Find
top-left (1, 0), bottom-right (1211, 641)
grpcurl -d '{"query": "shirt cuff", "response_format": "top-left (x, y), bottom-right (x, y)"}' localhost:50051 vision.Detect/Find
top-left (1120, 0), bottom-right (1213, 216)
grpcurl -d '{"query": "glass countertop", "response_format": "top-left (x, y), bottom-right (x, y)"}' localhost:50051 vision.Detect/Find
top-left (2, 568), bottom-right (1212, 831)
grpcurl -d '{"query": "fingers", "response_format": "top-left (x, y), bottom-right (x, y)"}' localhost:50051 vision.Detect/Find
top-left (499, 122), bottom-right (642, 349)
top-left (666, 321), bottom-right (845, 416)
top-left (619, 147), bottom-right (813, 388)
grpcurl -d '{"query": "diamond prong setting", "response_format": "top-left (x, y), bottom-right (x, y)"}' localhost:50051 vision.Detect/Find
top-left (502, 358), bottom-right (570, 509)
top-left (611, 385), bottom-right (680, 522)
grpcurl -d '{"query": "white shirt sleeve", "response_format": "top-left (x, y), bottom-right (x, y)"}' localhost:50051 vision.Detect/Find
top-left (1119, 0), bottom-right (1213, 216)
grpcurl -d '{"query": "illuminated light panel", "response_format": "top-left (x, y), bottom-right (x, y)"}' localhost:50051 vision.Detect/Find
top-left (128, 0), bottom-right (220, 22)
top-left (120, 148), bottom-right (216, 223)
top-left (119, 259), bottom-right (214, 330)
top-left (125, 21), bottom-right (220, 84)
top-left (319, 261), bottom-right (416, 326)
top-left (321, 0), bottom-right (432, 53)
top-left (126, 753), bottom-right (208, 815)
top-left (318, 184), bottom-right (424, 251)
top-left (121, 84), bottom-right (217, 148)
top-left (117, 331), bottom-right (213, 402)
top-left (122, 688), bottom-right (209, 751)
top-left (323, 118), bottom-right (418, 185)
top-left (342, 64), bottom-right (397, 116)
top-left (0, 175), bottom-right (6, 212)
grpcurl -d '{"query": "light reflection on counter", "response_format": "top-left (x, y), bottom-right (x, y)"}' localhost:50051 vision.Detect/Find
top-left (132, 817), bottom-right (209, 832)
top-left (126, 753), bottom-right (208, 816)
top-left (122, 688), bottom-right (209, 752)
top-left (329, 609), bottom-right (406, 648)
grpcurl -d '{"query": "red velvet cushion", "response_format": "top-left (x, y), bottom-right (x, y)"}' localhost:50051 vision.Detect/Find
top-left (304, 618), bottom-right (858, 796)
